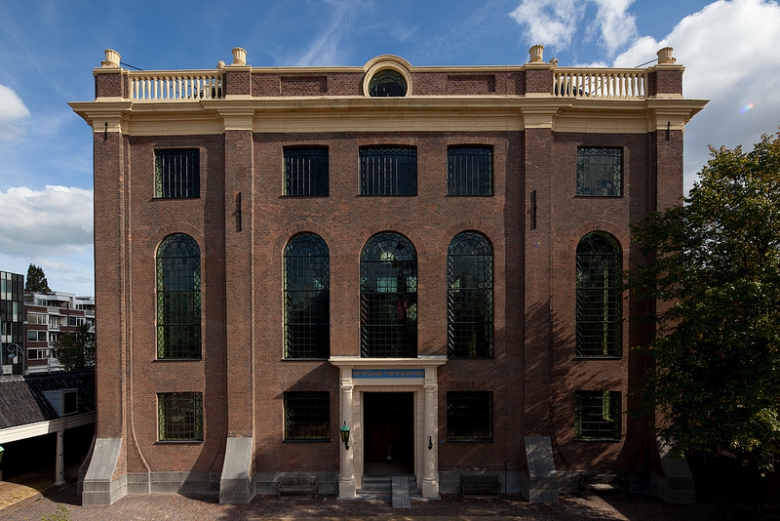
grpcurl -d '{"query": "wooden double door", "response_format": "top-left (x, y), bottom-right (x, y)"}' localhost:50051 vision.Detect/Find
top-left (363, 392), bottom-right (414, 474)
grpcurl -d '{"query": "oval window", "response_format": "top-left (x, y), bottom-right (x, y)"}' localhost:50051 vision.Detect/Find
top-left (368, 70), bottom-right (407, 97)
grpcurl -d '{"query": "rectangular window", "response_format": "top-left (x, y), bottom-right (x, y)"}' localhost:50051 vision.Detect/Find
top-left (575, 391), bottom-right (621, 440)
top-left (28, 348), bottom-right (48, 360)
top-left (158, 392), bottom-right (203, 442)
top-left (155, 149), bottom-right (200, 198)
top-left (360, 147), bottom-right (417, 195)
top-left (576, 148), bottom-right (622, 197)
top-left (284, 391), bottom-right (330, 441)
top-left (448, 146), bottom-right (493, 195)
top-left (447, 391), bottom-right (492, 441)
top-left (284, 147), bottom-right (329, 196)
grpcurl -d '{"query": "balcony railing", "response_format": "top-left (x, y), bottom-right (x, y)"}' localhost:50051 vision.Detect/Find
top-left (553, 69), bottom-right (646, 99)
top-left (130, 71), bottom-right (224, 101)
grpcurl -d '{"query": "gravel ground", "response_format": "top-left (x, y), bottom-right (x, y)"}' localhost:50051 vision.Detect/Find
top-left (1, 484), bottom-right (717, 521)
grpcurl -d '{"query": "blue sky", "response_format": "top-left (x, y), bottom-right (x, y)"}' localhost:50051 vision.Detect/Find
top-left (0, 0), bottom-right (779, 296)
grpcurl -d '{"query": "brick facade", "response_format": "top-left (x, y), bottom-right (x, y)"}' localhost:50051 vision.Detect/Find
top-left (72, 49), bottom-right (705, 505)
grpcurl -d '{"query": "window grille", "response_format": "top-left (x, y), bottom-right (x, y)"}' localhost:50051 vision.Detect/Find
top-left (156, 234), bottom-right (201, 359)
top-left (284, 148), bottom-right (329, 196)
top-left (368, 70), bottom-right (407, 97)
top-left (158, 392), bottom-right (203, 441)
top-left (155, 149), bottom-right (200, 198)
top-left (284, 392), bottom-right (330, 441)
top-left (360, 232), bottom-right (417, 358)
top-left (576, 232), bottom-right (622, 357)
top-left (284, 234), bottom-right (330, 359)
top-left (360, 147), bottom-right (417, 195)
top-left (447, 391), bottom-right (493, 441)
top-left (575, 391), bottom-right (621, 440)
top-left (576, 148), bottom-right (622, 196)
top-left (448, 146), bottom-right (493, 195)
top-left (448, 232), bottom-right (493, 357)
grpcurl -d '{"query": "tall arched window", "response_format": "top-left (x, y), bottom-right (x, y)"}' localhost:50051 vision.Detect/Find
top-left (284, 233), bottom-right (329, 359)
top-left (448, 232), bottom-right (493, 357)
top-left (360, 232), bottom-right (417, 358)
top-left (157, 234), bottom-right (201, 359)
top-left (576, 232), bottom-right (622, 357)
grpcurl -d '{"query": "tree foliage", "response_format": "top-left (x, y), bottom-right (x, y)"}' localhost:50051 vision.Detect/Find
top-left (25, 263), bottom-right (51, 293)
top-left (630, 131), bottom-right (780, 470)
top-left (52, 323), bottom-right (95, 371)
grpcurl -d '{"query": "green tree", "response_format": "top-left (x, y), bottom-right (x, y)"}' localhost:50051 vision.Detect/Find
top-left (25, 263), bottom-right (51, 293)
top-left (630, 131), bottom-right (780, 472)
top-left (52, 323), bottom-right (95, 371)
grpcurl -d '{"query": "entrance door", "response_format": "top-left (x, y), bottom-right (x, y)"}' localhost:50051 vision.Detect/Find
top-left (363, 392), bottom-right (414, 475)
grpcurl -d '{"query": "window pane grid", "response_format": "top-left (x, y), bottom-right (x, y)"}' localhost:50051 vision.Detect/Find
top-left (575, 391), bottom-right (621, 440)
top-left (576, 148), bottom-right (622, 196)
top-left (284, 392), bottom-right (330, 440)
top-left (157, 234), bottom-right (201, 359)
top-left (360, 147), bottom-right (417, 195)
top-left (447, 391), bottom-right (492, 440)
top-left (448, 232), bottom-right (493, 357)
top-left (576, 233), bottom-right (621, 357)
top-left (284, 234), bottom-right (330, 359)
top-left (155, 150), bottom-right (200, 198)
top-left (158, 392), bottom-right (203, 441)
top-left (448, 147), bottom-right (493, 195)
top-left (284, 148), bottom-right (328, 196)
top-left (360, 232), bottom-right (417, 358)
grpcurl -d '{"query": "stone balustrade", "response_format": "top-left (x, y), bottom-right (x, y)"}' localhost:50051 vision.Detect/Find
top-left (552, 69), bottom-right (647, 99)
top-left (129, 71), bottom-right (223, 101)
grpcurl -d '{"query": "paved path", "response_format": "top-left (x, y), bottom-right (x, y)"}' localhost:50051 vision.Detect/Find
top-left (1, 482), bottom-right (715, 521)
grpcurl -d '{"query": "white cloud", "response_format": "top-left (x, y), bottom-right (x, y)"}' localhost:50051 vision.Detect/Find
top-left (509, 0), bottom-right (585, 50)
top-left (0, 84), bottom-right (31, 141)
top-left (294, 0), bottom-right (353, 66)
top-left (0, 185), bottom-right (93, 256)
top-left (590, 0), bottom-right (638, 55)
top-left (509, 0), bottom-right (637, 55)
top-left (613, 0), bottom-right (780, 192)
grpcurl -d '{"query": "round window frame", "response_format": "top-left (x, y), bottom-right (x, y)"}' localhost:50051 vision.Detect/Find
top-left (363, 57), bottom-right (413, 98)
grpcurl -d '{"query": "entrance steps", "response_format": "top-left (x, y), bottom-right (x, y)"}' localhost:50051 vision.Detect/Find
top-left (358, 475), bottom-right (420, 507)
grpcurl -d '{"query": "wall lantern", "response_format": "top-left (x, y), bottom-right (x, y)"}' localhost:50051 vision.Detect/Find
top-left (340, 422), bottom-right (351, 450)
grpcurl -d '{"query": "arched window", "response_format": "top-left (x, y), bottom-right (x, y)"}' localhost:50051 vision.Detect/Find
top-left (576, 232), bottom-right (622, 357)
top-left (448, 232), bottom-right (493, 357)
top-left (360, 232), bottom-right (417, 358)
top-left (368, 69), bottom-right (407, 97)
top-left (284, 233), bottom-right (329, 359)
top-left (156, 234), bottom-right (201, 359)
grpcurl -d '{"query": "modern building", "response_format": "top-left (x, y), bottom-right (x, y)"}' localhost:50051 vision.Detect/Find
top-left (70, 45), bottom-right (706, 506)
top-left (1, 271), bottom-right (25, 377)
top-left (25, 291), bottom-right (96, 374)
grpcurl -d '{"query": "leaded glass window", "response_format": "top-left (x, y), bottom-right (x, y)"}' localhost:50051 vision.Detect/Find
top-left (284, 234), bottom-right (329, 359)
top-left (360, 147), bottom-right (417, 196)
top-left (575, 391), bottom-right (621, 440)
top-left (155, 149), bottom-right (200, 198)
top-left (576, 232), bottom-right (621, 357)
top-left (284, 391), bottom-right (330, 441)
top-left (448, 232), bottom-right (493, 357)
top-left (360, 232), bottom-right (417, 358)
top-left (576, 148), bottom-right (622, 196)
top-left (368, 69), bottom-right (407, 97)
top-left (448, 146), bottom-right (493, 195)
top-left (156, 234), bottom-right (201, 359)
top-left (284, 147), bottom-right (328, 196)
top-left (158, 392), bottom-right (203, 441)
top-left (447, 391), bottom-right (493, 441)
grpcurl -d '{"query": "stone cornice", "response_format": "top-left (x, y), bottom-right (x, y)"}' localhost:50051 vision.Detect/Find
top-left (69, 96), bottom-right (707, 135)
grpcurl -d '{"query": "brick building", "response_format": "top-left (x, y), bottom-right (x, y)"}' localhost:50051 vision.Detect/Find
top-left (1, 270), bottom-right (25, 376)
top-left (25, 291), bottom-right (96, 374)
top-left (70, 45), bottom-right (705, 506)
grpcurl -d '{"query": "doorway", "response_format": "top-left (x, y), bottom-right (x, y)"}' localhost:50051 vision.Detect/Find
top-left (363, 392), bottom-right (414, 475)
